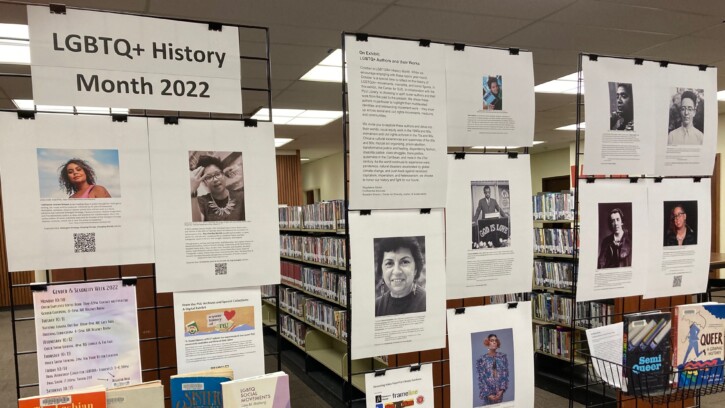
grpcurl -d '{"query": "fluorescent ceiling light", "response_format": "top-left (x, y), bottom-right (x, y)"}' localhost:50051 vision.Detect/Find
top-left (556, 122), bottom-right (586, 131)
top-left (535, 72), bottom-right (583, 94)
top-left (717, 90), bottom-right (725, 101)
top-left (301, 158), bottom-right (310, 162)
top-left (275, 138), bottom-right (294, 148)
top-left (252, 108), bottom-right (342, 126)
top-left (0, 23), bottom-right (29, 39)
top-left (300, 49), bottom-right (344, 82)
top-left (12, 99), bottom-right (129, 114)
top-left (0, 24), bottom-right (30, 64)
top-left (533, 141), bottom-right (545, 145)
top-left (471, 146), bottom-right (521, 149)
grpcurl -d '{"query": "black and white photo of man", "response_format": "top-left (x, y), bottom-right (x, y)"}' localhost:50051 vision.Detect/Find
top-left (609, 82), bottom-right (634, 131)
top-left (597, 203), bottom-right (633, 269)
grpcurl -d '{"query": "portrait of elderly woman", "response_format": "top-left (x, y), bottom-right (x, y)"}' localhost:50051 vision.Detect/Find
top-left (668, 89), bottom-right (704, 146)
top-left (189, 151), bottom-right (245, 222)
top-left (374, 236), bottom-right (426, 317)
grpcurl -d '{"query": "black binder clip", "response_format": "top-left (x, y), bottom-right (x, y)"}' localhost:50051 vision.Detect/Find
top-left (586, 176), bottom-right (595, 184)
top-left (360, 210), bottom-right (371, 216)
top-left (374, 369), bottom-right (386, 377)
top-left (507, 152), bottom-right (518, 159)
top-left (410, 364), bottom-right (422, 372)
top-left (420, 208), bottom-right (431, 215)
top-left (30, 283), bottom-right (48, 292)
top-left (455, 307), bottom-right (466, 315)
top-left (634, 58), bottom-right (644, 66)
top-left (112, 114), bottom-right (128, 123)
top-left (654, 177), bottom-right (663, 183)
top-left (659, 61), bottom-right (669, 68)
top-left (588, 54), bottom-right (598, 62)
top-left (507, 302), bottom-right (519, 309)
top-left (699, 65), bottom-right (708, 72)
top-left (49, 4), bottom-right (67, 14)
top-left (454, 152), bottom-right (466, 160)
top-left (355, 33), bottom-right (368, 42)
top-left (453, 43), bottom-right (465, 51)
top-left (122, 277), bottom-right (137, 286)
top-left (629, 177), bottom-right (639, 183)
top-left (244, 118), bottom-right (258, 128)
top-left (419, 39), bottom-right (431, 47)
top-left (164, 116), bottom-right (179, 125)
top-left (509, 48), bottom-right (519, 56)
top-left (17, 111), bottom-right (35, 120)
top-left (208, 22), bottom-right (223, 32)
top-left (693, 177), bottom-right (702, 183)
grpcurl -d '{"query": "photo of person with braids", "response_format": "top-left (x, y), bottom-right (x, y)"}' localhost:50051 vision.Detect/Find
top-left (374, 236), bottom-right (427, 317)
top-left (189, 151), bottom-right (245, 222)
top-left (471, 328), bottom-right (515, 407)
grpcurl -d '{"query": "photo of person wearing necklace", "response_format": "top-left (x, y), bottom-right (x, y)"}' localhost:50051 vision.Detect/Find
top-left (189, 151), bottom-right (245, 222)
top-left (597, 204), bottom-right (632, 269)
top-left (663, 201), bottom-right (698, 247)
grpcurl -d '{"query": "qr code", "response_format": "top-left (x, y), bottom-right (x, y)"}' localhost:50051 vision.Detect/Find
top-left (673, 275), bottom-right (682, 288)
top-left (215, 263), bottom-right (227, 276)
top-left (73, 232), bottom-right (96, 253)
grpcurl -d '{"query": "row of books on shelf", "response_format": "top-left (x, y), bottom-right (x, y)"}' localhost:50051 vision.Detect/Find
top-left (534, 324), bottom-right (573, 360)
top-left (533, 191), bottom-right (574, 221)
top-left (280, 314), bottom-right (307, 348)
top-left (280, 234), bottom-right (347, 268)
top-left (278, 200), bottom-right (346, 230)
top-left (532, 293), bottom-right (612, 328)
top-left (489, 292), bottom-right (531, 305)
top-left (534, 259), bottom-right (575, 291)
top-left (306, 299), bottom-right (348, 342)
top-left (534, 227), bottom-right (575, 255)
top-left (280, 261), bottom-right (348, 306)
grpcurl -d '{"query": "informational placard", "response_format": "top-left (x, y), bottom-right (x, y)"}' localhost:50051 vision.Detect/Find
top-left (583, 57), bottom-right (657, 175)
top-left (577, 180), bottom-right (649, 302)
top-left (364, 364), bottom-right (435, 408)
top-left (654, 64), bottom-right (717, 176)
top-left (346, 35), bottom-right (448, 210)
top-left (644, 179), bottom-right (711, 298)
top-left (27, 5), bottom-right (242, 113)
top-left (447, 303), bottom-right (534, 408)
top-left (445, 154), bottom-right (533, 299)
top-left (0, 113), bottom-right (155, 271)
top-left (174, 288), bottom-right (264, 378)
top-left (349, 209), bottom-right (446, 358)
top-left (33, 281), bottom-right (142, 394)
top-left (586, 323), bottom-right (624, 390)
top-left (148, 119), bottom-right (279, 292)
top-left (446, 47), bottom-right (534, 147)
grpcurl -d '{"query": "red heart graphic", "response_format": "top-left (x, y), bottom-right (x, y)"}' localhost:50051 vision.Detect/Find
top-left (224, 310), bottom-right (236, 320)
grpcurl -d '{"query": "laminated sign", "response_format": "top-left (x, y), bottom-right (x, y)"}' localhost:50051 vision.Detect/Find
top-left (27, 5), bottom-right (242, 113)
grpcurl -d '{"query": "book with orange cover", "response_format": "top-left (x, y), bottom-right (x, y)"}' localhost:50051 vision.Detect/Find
top-left (18, 385), bottom-right (106, 408)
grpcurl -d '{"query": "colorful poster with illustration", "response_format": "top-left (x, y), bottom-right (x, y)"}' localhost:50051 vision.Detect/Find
top-left (174, 287), bottom-right (264, 379)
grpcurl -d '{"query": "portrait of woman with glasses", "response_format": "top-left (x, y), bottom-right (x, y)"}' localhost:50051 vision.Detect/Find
top-left (668, 89), bottom-right (704, 146)
top-left (664, 202), bottom-right (697, 247)
top-left (189, 151), bottom-right (245, 222)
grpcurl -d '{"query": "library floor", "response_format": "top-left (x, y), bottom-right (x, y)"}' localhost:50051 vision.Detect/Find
top-left (2, 309), bottom-right (725, 408)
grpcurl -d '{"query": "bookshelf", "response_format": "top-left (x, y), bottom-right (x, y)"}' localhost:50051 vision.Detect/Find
top-left (267, 201), bottom-right (387, 396)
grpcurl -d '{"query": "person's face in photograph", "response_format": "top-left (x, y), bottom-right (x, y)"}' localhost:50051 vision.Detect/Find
top-left (490, 81), bottom-right (499, 96)
top-left (382, 247), bottom-right (416, 298)
top-left (680, 98), bottom-right (696, 127)
top-left (202, 164), bottom-right (226, 195)
top-left (66, 162), bottom-right (87, 185)
top-left (672, 206), bottom-right (686, 229)
top-left (484, 187), bottom-right (491, 199)
top-left (487, 335), bottom-right (499, 350)
top-left (609, 212), bottom-right (624, 235)
top-left (616, 86), bottom-right (632, 115)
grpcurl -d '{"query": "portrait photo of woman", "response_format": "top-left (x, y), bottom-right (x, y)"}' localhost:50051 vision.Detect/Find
top-left (663, 201), bottom-right (698, 247)
top-left (471, 329), bottom-right (514, 407)
top-left (37, 149), bottom-right (120, 200)
top-left (189, 151), bottom-right (245, 222)
top-left (374, 236), bottom-right (426, 317)
top-left (59, 158), bottom-right (112, 199)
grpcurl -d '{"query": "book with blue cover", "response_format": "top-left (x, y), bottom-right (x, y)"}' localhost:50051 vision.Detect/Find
top-left (171, 368), bottom-right (233, 408)
top-left (623, 311), bottom-right (671, 393)
top-left (673, 303), bottom-right (725, 387)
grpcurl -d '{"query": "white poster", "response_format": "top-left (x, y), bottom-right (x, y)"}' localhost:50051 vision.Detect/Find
top-left (583, 57), bottom-right (658, 175)
top-left (446, 47), bottom-right (534, 147)
top-left (0, 113), bottom-right (155, 271)
top-left (365, 364), bottom-right (435, 408)
top-left (577, 180), bottom-right (649, 302)
top-left (349, 209), bottom-right (446, 358)
top-left (585, 323), bottom-right (624, 390)
top-left (148, 120), bottom-right (280, 292)
top-left (174, 288), bottom-right (264, 379)
top-left (446, 154), bottom-right (533, 299)
top-left (448, 303), bottom-right (534, 408)
top-left (33, 280), bottom-right (141, 394)
top-left (27, 5), bottom-right (242, 113)
top-left (644, 179), bottom-right (711, 298)
top-left (346, 35), bottom-right (448, 210)
top-left (654, 64), bottom-right (717, 176)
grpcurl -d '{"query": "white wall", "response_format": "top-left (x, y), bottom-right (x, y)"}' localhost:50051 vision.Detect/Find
top-left (717, 113), bottom-right (725, 252)
top-left (530, 147), bottom-right (571, 194)
top-left (301, 152), bottom-right (345, 201)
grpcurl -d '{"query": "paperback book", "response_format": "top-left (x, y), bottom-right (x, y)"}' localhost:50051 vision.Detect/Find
top-left (221, 371), bottom-right (290, 408)
top-left (170, 368), bottom-right (233, 408)
top-left (106, 381), bottom-right (164, 407)
top-left (18, 386), bottom-right (106, 408)
top-left (673, 303), bottom-right (725, 387)
top-left (623, 311), bottom-right (671, 393)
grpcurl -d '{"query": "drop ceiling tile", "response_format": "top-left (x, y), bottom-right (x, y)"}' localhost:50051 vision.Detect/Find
top-left (635, 36), bottom-right (725, 66)
top-left (533, 63), bottom-right (579, 84)
top-left (395, 0), bottom-right (576, 20)
top-left (0, 98), bottom-right (15, 109)
top-left (0, 77), bottom-right (32, 99)
top-left (594, 0), bottom-right (725, 17)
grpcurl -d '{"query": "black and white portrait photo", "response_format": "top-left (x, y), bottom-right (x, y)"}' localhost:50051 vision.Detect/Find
top-left (609, 82), bottom-right (634, 131)
top-left (471, 181), bottom-right (511, 249)
top-left (663, 201), bottom-right (698, 247)
top-left (374, 236), bottom-right (427, 317)
top-left (597, 203), bottom-right (632, 269)
top-left (667, 88), bottom-right (705, 146)
top-left (189, 151), bottom-right (246, 222)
